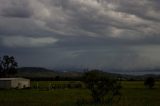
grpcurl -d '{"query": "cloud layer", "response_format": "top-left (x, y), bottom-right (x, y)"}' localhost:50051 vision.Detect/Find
top-left (1, 36), bottom-right (58, 48)
top-left (0, 0), bottom-right (160, 71)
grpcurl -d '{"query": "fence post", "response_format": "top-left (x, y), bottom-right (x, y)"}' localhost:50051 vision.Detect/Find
top-left (36, 82), bottom-right (39, 89)
top-left (48, 83), bottom-right (51, 90)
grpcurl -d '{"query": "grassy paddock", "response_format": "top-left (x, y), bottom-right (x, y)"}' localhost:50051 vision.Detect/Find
top-left (0, 81), bottom-right (160, 106)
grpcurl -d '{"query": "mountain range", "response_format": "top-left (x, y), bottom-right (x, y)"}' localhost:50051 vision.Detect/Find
top-left (15, 67), bottom-right (160, 80)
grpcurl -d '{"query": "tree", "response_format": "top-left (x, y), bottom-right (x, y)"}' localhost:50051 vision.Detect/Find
top-left (83, 70), bottom-right (121, 104)
top-left (0, 55), bottom-right (18, 77)
top-left (144, 77), bottom-right (155, 89)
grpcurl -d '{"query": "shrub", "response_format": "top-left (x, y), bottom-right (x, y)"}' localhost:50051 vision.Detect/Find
top-left (144, 77), bottom-right (155, 89)
top-left (83, 70), bottom-right (121, 104)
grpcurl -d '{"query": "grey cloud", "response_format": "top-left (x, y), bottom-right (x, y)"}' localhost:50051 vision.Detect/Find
top-left (1, 0), bottom-right (160, 71)
top-left (0, 0), bottom-right (32, 18)
top-left (0, 17), bottom-right (56, 37)
top-left (114, 0), bottom-right (160, 22)
top-left (1, 0), bottom-right (160, 43)
top-left (1, 36), bottom-right (58, 48)
top-left (1, 46), bottom-right (155, 70)
top-left (33, 0), bottom-right (160, 41)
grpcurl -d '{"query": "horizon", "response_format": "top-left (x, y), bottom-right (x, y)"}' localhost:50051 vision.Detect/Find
top-left (18, 66), bottom-right (160, 76)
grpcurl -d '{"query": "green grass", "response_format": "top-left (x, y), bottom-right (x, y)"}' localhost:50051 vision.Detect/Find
top-left (0, 89), bottom-right (90, 106)
top-left (31, 81), bottom-right (82, 87)
top-left (0, 81), bottom-right (160, 106)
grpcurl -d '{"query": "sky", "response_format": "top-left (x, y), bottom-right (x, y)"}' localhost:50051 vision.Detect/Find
top-left (0, 0), bottom-right (160, 72)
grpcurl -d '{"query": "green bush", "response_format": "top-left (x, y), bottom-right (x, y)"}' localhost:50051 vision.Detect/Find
top-left (83, 70), bottom-right (121, 104)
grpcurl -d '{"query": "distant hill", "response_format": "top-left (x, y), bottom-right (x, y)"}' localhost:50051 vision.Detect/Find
top-left (16, 67), bottom-right (83, 78)
top-left (15, 67), bottom-right (160, 80)
top-left (16, 67), bottom-right (58, 78)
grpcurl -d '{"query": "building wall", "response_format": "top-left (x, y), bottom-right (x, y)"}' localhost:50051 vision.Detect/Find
top-left (11, 79), bottom-right (30, 89)
top-left (0, 80), bottom-right (11, 89)
top-left (0, 78), bottom-right (30, 89)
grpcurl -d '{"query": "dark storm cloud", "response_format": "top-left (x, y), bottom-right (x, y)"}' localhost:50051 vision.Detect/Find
top-left (1, 0), bottom-right (160, 71)
top-left (0, 0), bottom-right (32, 18)
top-left (1, 0), bottom-right (160, 43)
top-left (1, 6), bottom-right (32, 18)
top-left (0, 17), bottom-right (56, 36)
top-left (36, 0), bottom-right (160, 41)
top-left (114, 0), bottom-right (160, 22)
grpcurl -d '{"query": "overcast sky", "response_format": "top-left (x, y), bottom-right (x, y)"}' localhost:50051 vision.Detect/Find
top-left (1, 0), bottom-right (160, 72)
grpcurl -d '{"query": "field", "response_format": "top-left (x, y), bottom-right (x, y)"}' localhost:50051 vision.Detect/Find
top-left (0, 81), bottom-right (160, 106)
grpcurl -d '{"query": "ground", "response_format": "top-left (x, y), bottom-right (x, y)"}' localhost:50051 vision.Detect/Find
top-left (0, 81), bottom-right (159, 106)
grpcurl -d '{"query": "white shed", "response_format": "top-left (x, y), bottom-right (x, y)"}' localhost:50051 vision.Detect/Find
top-left (0, 78), bottom-right (30, 89)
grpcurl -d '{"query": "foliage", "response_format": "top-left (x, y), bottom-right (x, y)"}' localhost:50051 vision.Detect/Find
top-left (0, 55), bottom-right (18, 77)
top-left (83, 70), bottom-right (121, 104)
top-left (144, 77), bottom-right (155, 89)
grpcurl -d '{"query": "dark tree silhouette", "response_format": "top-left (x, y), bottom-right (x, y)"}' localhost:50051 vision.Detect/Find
top-left (55, 76), bottom-right (60, 81)
top-left (144, 77), bottom-right (155, 89)
top-left (83, 70), bottom-right (121, 104)
top-left (0, 55), bottom-right (18, 77)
